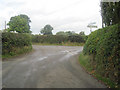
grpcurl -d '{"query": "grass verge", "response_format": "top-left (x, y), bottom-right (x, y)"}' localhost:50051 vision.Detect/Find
top-left (32, 42), bottom-right (84, 46)
top-left (79, 52), bottom-right (117, 88)
top-left (2, 46), bottom-right (32, 59)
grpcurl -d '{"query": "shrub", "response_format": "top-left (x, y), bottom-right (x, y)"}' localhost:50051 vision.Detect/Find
top-left (32, 35), bottom-right (85, 44)
top-left (83, 24), bottom-right (120, 87)
top-left (2, 32), bottom-right (32, 56)
top-left (68, 35), bottom-right (85, 43)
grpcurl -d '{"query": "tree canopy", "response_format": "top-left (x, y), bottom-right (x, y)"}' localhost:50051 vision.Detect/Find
top-left (40, 24), bottom-right (53, 35)
top-left (100, 2), bottom-right (120, 27)
top-left (79, 31), bottom-right (85, 36)
top-left (56, 31), bottom-right (77, 36)
top-left (7, 14), bottom-right (32, 33)
top-left (56, 31), bottom-right (66, 36)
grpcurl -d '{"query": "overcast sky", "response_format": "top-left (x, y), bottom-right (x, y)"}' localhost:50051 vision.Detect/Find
top-left (0, 0), bottom-right (102, 35)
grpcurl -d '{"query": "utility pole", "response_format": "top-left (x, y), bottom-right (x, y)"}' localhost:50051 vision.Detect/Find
top-left (5, 21), bottom-right (6, 30)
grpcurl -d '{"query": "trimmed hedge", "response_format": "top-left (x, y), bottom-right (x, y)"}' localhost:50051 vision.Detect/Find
top-left (83, 24), bottom-right (120, 87)
top-left (2, 32), bottom-right (32, 56)
top-left (32, 35), bottom-right (85, 44)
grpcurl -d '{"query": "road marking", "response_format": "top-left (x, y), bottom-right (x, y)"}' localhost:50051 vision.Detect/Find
top-left (38, 57), bottom-right (47, 61)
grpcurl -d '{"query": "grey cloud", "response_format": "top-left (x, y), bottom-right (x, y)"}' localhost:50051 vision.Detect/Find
top-left (0, 0), bottom-right (102, 35)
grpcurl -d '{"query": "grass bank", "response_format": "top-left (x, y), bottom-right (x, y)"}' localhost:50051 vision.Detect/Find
top-left (79, 52), bottom-right (117, 88)
top-left (32, 42), bottom-right (84, 46)
top-left (2, 46), bottom-right (32, 59)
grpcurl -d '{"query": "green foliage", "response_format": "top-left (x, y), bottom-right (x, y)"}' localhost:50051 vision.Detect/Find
top-left (79, 52), bottom-right (117, 88)
top-left (32, 35), bottom-right (68, 44)
top-left (79, 52), bottom-right (93, 72)
top-left (68, 35), bottom-right (85, 43)
top-left (79, 31), bottom-right (88, 41)
top-left (7, 14), bottom-right (32, 33)
top-left (65, 31), bottom-right (77, 36)
top-left (2, 46), bottom-right (32, 59)
top-left (56, 31), bottom-right (78, 36)
top-left (56, 31), bottom-right (66, 36)
top-left (2, 32), bottom-right (32, 56)
top-left (40, 24), bottom-right (53, 35)
top-left (100, 2), bottom-right (120, 27)
top-left (32, 34), bottom-right (85, 44)
top-left (83, 24), bottom-right (120, 88)
top-left (79, 31), bottom-right (85, 36)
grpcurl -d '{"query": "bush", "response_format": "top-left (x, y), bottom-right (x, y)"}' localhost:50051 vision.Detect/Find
top-left (83, 24), bottom-right (120, 87)
top-left (68, 35), bottom-right (85, 43)
top-left (2, 32), bottom-right (32, 56)
top-left (32, 35), bottom-right (85, 44)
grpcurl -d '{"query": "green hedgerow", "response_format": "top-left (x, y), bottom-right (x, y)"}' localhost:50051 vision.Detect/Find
top-left (83, 24), bottom-right (120, 88)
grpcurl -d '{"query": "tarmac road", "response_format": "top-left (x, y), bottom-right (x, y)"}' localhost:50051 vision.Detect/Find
top-left (2, 45), bottom-right (106, 88)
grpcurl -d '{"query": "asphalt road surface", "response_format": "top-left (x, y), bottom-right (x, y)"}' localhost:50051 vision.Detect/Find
top-left (2, 45), bottom-right (106, 88)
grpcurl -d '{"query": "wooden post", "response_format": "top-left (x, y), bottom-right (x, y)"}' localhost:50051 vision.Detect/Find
top-left (5, 21), bottom-right (6, 30)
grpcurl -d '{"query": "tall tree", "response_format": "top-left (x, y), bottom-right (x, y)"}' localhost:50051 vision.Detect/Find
top-left (79, 31), bottom-right (85, 36)
top-left (56, 31), bottom-right (77, 36)
top-left (65, 31), bottom-right (77, 36)
top-left (40, 24), bottom-right (53, 35)
top-left (7, 14), bottom-right (32, 33)
top-left (100, 1), bottom-right (120, 27)
top-left (56, 31), bottom-right (66, 36)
